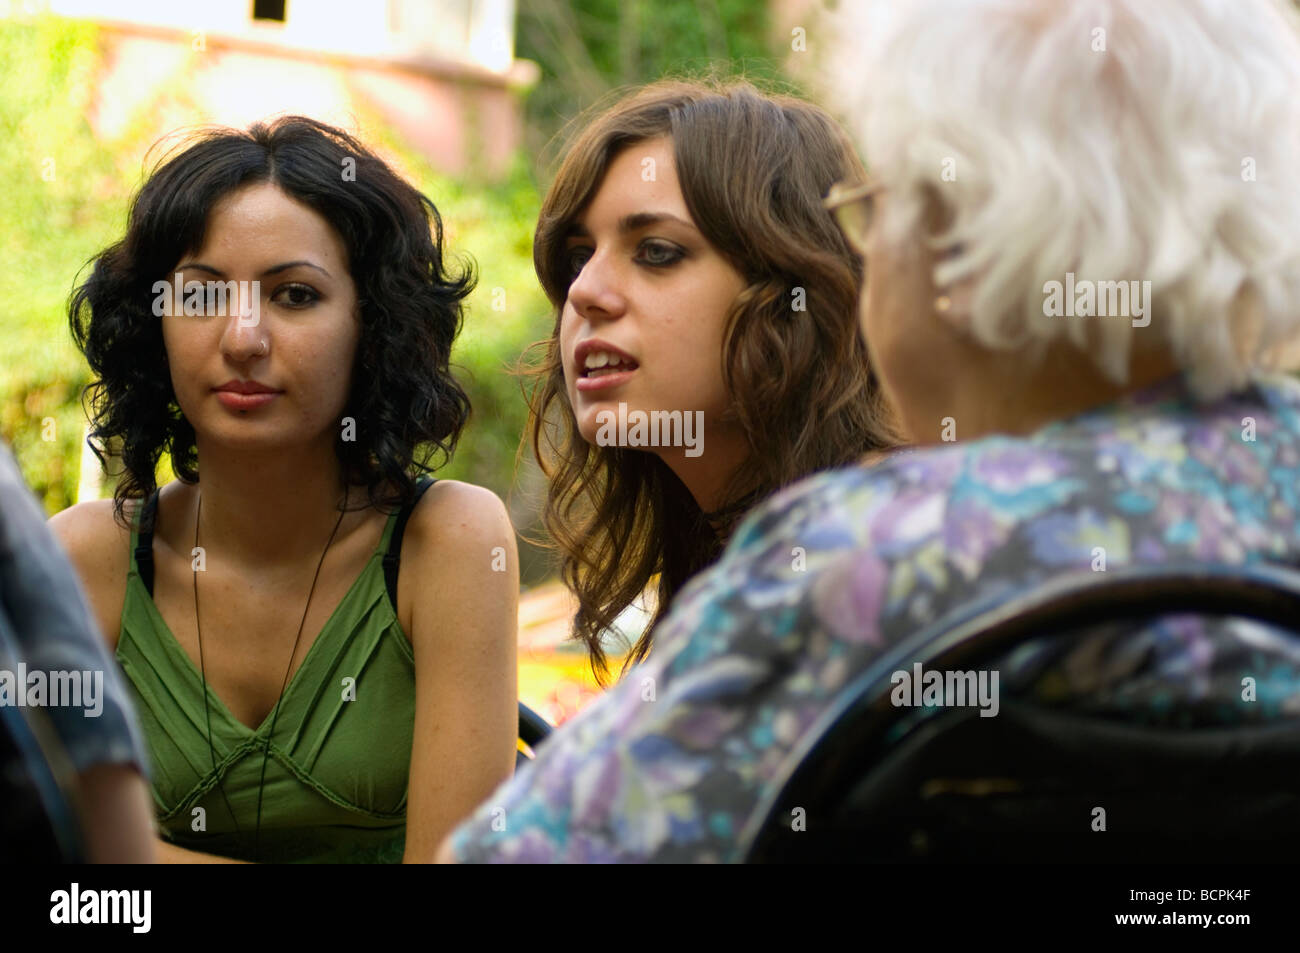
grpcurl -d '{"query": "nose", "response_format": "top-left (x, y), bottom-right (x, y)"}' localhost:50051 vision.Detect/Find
top-left (218, 283), bottom-right (267, 360)
top-left (566, 248), bottom-right (626, 324)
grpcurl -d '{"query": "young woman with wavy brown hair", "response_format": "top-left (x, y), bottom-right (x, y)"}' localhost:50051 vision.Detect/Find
top-left (526, 79), bottom-right (899, 683)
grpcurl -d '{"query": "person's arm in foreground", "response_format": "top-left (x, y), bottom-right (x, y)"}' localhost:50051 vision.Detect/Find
top-left (75, 764), bottom-right (158, 863)
top-left (0, 442), bottom-right (155, 862)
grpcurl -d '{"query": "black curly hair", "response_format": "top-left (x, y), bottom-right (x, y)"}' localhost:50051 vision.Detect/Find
top-left (69, 116), bottom-right (474, 527)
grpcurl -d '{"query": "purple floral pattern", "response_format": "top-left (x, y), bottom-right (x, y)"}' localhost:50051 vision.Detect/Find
top-left (452, 373), bottom-right (1300, 862)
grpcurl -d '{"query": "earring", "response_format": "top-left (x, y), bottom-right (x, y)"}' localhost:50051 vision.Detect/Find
top-left (935, 243), bottom-right (963, 314)
top-left (257, 340), bottom-right (268, 356)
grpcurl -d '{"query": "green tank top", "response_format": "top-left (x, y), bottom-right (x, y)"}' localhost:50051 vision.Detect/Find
top-left (115, 481), bottom-right (434, 863)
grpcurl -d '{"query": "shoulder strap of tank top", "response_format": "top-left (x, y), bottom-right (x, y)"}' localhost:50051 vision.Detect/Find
top-left (134, 490), bottom-right (161, 597)
top-left (383, 476), bottom-right (438, 610)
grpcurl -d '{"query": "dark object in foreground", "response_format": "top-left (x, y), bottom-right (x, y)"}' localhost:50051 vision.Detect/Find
top-left (0, 640), bottom-right (85, 863)
top-left (517, 701), bottom-right (552, 767)
top-left (741, 562), bottom-right (1300, 862)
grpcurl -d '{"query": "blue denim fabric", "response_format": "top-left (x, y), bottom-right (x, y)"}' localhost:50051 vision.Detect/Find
top-left (0, 440), bottom-right (148, 777)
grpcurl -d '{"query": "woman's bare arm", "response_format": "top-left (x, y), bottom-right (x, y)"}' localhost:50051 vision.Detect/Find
top-left (46, 500), bottom-right (131, 654)
top-left (73, 762), bottom-right (156, 862)
top-left (154, 838), bottom-right (249, 863)
top-left (399, 481), bottom-right (519, 863)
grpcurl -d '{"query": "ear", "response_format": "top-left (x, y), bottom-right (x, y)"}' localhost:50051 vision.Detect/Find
top-left (919, 182), bottom-right (956, 238)
top-left (918, 186), bottom-right (976, 333)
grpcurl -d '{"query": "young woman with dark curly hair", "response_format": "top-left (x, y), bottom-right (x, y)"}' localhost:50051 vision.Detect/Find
top-left (48, 116), bottom-right (519, 863)
top-left (526, 80), bottom-right (900, 684)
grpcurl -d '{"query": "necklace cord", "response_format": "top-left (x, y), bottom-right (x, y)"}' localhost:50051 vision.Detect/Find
top-left (194, 489), bottom-right (348, 861)
top-left (193, 494), bottom-right (242, 838)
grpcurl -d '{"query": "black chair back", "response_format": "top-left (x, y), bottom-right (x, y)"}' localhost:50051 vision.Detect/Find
top-left (516, 701), bottom-right (553, 768)
top-left (739, 562), bottom-right (1300, 862)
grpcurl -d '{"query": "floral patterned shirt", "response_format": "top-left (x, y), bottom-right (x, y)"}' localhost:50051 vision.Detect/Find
top-left (451, 372), bottom-right (1300, 863)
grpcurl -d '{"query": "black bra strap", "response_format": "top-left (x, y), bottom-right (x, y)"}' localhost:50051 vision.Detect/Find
top-left (134, 491), bottom-right (161, 597)
top-left (383, 477), bottom-right (438, 610)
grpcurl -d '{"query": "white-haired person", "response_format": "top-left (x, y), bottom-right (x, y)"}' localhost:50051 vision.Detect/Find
top-left (436, 0), bottom-right (1300, 862)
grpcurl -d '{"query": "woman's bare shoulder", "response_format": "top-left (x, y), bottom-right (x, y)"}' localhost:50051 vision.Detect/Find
top-left (46, 496), bottom-right (142, 653)
top-left (399, 478), bottom-right (517, 633)
top-left (408, 479), bottom-right (513, 552)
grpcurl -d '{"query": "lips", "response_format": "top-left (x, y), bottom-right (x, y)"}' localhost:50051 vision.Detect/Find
top-left (214, 380), bottom-right (279, 395)
top-left (213, 379), bottom-right (281, 411)
top-left (574, 339), bottom-right (640, 379)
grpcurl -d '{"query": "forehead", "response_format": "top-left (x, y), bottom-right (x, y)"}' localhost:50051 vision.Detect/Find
top-left (577, 136), bottom-right (689, 224)
top-left (195, 182), bottom-right (346, 262)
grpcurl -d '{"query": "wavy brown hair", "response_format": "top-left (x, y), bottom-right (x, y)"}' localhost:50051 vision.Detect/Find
top-left (526, 79), bottom-right (899, 684)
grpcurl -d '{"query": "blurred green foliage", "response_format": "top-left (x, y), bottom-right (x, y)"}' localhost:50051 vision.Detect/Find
top-left (350, 111), bottom-right (552, 506)
top-left (0, 16), bottom-right (125, 514)
top-left (0, 17), bottom-right (550, 534)
top-left (516, 0), bottom-right (785, 167)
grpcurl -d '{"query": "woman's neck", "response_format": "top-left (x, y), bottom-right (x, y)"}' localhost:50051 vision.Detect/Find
top-left (187, 438), bottom-right (357, 570)
top-left (914, 341), bottom-right (1183, 444)
top-left (657, 427), bottom-right (750, 514)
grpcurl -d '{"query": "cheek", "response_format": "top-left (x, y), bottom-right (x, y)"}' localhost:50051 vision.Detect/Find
top-left (324, 339), bottom-right (360, 409)
top-left (861, 281), bottom-right (898, 375)
top-left (285, 321), bottom-right (359, 414)
top-left (557, 311), bottom-right (578, 390)
top-left (325, 308), bottom-right (361, 368)
top-left (681, 277), bottom-right (737, 359)
top-left (862, 242), bottom-right (934, 387)
top-left (161, 317), bottom-right (188, 363)
top-left (676, 341), bottom-right (727, 410)
top-left (641, 302), bottom-right (711, 402)
top-left (872, 295), bottom-right (930, 410)
top-left (160, 321), bottom-right (201, 394)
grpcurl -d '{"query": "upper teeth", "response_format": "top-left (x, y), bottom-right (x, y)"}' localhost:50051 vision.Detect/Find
top-left (584, 351), bottom-right (625, 369)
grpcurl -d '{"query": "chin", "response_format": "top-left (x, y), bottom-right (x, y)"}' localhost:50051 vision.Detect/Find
top-left (199, 408), bottom-right (294, 439)
top-left (573, 405), bottom-right (605, 446)
top-left (200, 427), bottom-right (282, 451)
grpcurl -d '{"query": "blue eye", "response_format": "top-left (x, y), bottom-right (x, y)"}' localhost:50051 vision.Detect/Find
top-left (567, 246), bottom-right (594, 279)
top-left (637, 240), bottom-right (684, 267)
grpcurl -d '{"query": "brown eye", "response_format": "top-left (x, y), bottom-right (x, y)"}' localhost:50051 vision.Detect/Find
top-left (272, 284), bottom-right (320, 308)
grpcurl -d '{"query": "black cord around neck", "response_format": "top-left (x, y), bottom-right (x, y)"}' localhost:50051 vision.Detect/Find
top-left (193, 487), bottom-right (348, 861)
top-left (192, 492), bottom-right (241, 840)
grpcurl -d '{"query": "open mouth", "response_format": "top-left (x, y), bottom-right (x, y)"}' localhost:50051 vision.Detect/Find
top-left (580, 352), bottom-right (640, 378)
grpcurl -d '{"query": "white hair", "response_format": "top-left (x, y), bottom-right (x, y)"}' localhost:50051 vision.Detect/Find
top-left (822, 0), bottom-right (1300, 401)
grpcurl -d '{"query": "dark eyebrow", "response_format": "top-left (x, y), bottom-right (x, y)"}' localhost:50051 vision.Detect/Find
top-left (619, 211), bottom-right (695, 233)
top-left (174, 260), bottom-right (333, 279)
top-left (563, 211), bottom-right (697, 241)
